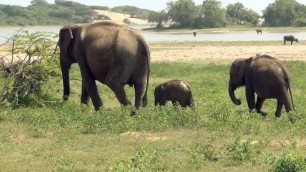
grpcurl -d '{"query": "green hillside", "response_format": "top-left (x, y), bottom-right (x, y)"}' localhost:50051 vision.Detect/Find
top-left (0, 0), bottom-right (151, 26)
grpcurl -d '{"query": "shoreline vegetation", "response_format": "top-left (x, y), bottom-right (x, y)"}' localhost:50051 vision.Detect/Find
top-left (1, 25), bottom-right (306, 35)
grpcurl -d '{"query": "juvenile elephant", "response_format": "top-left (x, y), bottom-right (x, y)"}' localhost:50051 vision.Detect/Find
top-left (154, 80), bottom-right (194, 107)
top-left (228, 55), bottom-right (294, 117)
top-left (284, 35), bottom-right (298, 45)
top-left (57, 21), bottom-right (150, 111)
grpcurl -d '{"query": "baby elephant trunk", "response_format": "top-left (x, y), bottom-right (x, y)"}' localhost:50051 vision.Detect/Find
top-left (228, 83), bottom-right (241, 105)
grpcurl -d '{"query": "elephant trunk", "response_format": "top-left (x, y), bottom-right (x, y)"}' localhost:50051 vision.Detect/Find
top-left (60, 59), bottom-right (71, 100)
top-left (229, 83), bottom-right (241, 105)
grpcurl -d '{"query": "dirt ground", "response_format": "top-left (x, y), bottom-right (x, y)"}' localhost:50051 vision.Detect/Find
top-left (149, 44), bottom-right (306, 64)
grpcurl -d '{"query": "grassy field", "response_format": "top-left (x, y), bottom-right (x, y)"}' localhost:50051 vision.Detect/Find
top-left (0, 49), bottom-right (306, 171)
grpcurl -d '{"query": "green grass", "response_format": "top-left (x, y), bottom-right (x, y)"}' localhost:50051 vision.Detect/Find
top-left (0, 61), bottom-right (305, 171)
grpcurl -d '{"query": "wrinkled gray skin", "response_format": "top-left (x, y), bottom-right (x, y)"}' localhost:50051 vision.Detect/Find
top-left (58, 21), bottom-right (150, 111)
top-left (229, 55), bottom-right (294, 117)
top-left (154, 80), bottom-right (194, 108)
top-left (284, 35), bottom-right (298, 45)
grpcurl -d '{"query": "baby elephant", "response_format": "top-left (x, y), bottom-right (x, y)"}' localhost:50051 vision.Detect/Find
top-left (154, 80), bottom-right (194, 107)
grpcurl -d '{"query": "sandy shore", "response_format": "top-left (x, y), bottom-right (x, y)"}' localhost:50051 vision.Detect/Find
top-left (150, 43), bottom-right (306, 64)
top-left (1, 43), bottom-right (306, 64)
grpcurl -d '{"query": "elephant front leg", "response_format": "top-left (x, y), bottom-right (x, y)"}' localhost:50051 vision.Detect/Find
top-left (79, 64), bottom-right (103, 111)
top-left (245, 87), bottom-right (256, 113)
top-left (81, 80), bottom-right (90, 104)
top-left (256, 97), bottom-right (267, 116)
top-left (275, 100), bottom-right (283, 117)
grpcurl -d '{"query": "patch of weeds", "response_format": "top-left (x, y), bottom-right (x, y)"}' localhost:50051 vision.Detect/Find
top-left (187, 140), bottom-right (222, 170)
top-left (226, 137), bottom-right (259, 165)
top-left (82, 107), bottom-right (132, 134)
top-left (29, 127), bottom-right (47, 138)
top-left (109, 147), bottom-right (167, 171)
top-left (188, 149), bottom-right (204, 170)
top-left (46, 154), bottom-right (75, 171)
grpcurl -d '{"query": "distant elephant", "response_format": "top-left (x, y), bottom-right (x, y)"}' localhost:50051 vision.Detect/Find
top-left (154, 80), bottom-right (194, 107)
top-left (256, 29), bottom-right (262, 35)
top-left (284, 35), bottom-right (298, 45)
top-left (57, 21), bottom-right (150, 111)
top-left (228, 55), bottom-right (294, 117)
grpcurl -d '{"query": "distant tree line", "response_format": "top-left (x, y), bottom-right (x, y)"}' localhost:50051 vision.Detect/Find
top-left (0, 0), bottom-right (305, 28)
top-left (263, 0), bottom-right (306, 26)
top-left (148, 0), bottom-right (306, 28)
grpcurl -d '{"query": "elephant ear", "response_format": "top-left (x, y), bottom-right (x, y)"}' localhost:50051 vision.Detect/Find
top-left (58, 28), bottom-right (73, 49)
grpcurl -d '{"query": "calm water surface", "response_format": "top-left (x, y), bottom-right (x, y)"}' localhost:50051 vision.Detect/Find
top-left (1, 25), bottom-right (306, 43)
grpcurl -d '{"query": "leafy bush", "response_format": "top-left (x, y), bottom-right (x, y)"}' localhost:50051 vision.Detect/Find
top-left (269, 149), bottom-right (306, 172)
top-left (227, 138), bottom-right (259, 164)
top-left (0, 31), bottom-right (59, 106)
top-left (271, 153), bottom-right (306, 172)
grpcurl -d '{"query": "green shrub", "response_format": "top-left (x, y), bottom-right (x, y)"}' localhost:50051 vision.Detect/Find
top-left (271, 152), bottom-right (306, 172)
top-left (0, 31), bottom-right (59, 106)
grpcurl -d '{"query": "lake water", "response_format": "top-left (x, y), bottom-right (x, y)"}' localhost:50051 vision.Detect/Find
top-left (1, 25), bottom-right (306, 44)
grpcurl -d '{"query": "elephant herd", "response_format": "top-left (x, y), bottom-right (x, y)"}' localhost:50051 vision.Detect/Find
top-left (57, 21), bottom-right (294, 117)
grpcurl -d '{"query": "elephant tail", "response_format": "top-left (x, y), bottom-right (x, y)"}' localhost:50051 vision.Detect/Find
top-left (188, 90), bottom-right (194, 108)
top-left (183, 81), bottom-right (194, 107)
top-left (284, 73), bottom-right (295, 111)
top-left (288, 82), bottom-right (295, 111)
top-left (53, 43), bottom-right (58, 54)
top-left (141, 40), bottom-right (150, 107)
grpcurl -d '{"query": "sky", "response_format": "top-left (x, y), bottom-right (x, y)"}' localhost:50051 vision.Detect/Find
top-left (1, 0), bottom-right (306, 14)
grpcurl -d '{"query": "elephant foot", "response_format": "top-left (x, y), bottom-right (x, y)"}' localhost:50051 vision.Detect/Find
top-left (131, 110), bottom-right (137, 116)
top-left (258, 109), bottom-right (268, 116)
top-left (274, 113), bottom-right (281, 118)
top-left (63, 95), bottom-right (69, 100)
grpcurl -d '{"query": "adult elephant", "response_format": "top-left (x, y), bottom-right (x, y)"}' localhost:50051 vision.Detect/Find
top-left (228, 55), bottom-right (294, 117)
top-left (57, 21), bottom-right (150, 112)
top-left (283, 35), bottom-right (298, 45)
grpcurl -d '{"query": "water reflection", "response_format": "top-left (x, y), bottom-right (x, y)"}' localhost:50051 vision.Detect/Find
top-left (0, 26), bottom-right (305, 44)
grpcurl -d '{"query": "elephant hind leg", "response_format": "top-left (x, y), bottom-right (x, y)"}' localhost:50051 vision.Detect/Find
top-left (134, 81), bottom-right (147, 109)
top-left (81, 80), bottom-right (90, 104)
top-left (109, 83), bottom-right (132, 106)
top-left (275, 100), bottom-right (283, 117)
top-left (283, 93), bottom-right (293, 113)
top-left (256, 97), bottom-right (267, 116)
